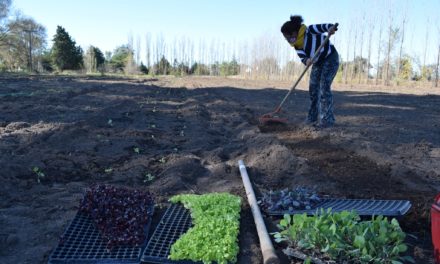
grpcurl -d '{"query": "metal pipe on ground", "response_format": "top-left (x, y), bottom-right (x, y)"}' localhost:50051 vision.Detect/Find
top-left (238, 160), bottom-right (279, 264)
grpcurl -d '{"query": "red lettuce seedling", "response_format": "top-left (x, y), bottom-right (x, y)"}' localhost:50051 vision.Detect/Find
top-left (79, 184), bottom-right (154, 248)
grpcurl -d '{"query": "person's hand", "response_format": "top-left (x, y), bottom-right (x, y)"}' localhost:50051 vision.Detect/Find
top-left (306, 59), bottom-right (313, 66)
top-left (328, 24), bottom-right (338, 35)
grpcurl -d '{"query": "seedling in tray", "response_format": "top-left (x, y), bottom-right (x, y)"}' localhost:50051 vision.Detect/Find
top-left (78, 184), bottom-right (154, 249)
top-left (259, 187), bottom-right (321, 213)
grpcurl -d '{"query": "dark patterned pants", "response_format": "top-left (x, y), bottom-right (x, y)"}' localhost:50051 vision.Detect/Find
top-left (307, 51), bottom-right (339, 126)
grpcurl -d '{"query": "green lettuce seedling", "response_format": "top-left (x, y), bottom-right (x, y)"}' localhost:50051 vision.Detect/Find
top-left (169, 193), bottom-right (241, 264)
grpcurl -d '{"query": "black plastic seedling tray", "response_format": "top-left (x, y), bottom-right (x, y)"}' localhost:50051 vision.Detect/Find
top-left (141, 204), bottom-right (199, 264)
top-left (265, 198), bottom-right (412, 217)
top-left (48, 207), bottom-right (153, 264)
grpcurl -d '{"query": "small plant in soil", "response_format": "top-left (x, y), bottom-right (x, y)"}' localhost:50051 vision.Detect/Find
top-left (107, 119), bottom-right (113, 126)
top-left (104, 167), bottom-right (113, 173)
top-left (32, 166), bottom-right (45, 183)
top-left (260, 187), bottom-right (321, 212)
top-left (143, 173), bottom-right (155, 183)
top-left (133, 147), bottom-right (140, 154)
top-left (158, 157), bottom-right (166, 164)
top-left (79, 184), bottom-right (154, 249)
top-left (273, 210), bottom-right (414, 264)
top-left (169, 193), bottom-right (241, 264)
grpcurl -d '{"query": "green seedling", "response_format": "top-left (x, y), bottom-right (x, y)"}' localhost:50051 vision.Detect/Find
top-left (150, 124), bottom-right (156, 128)
top-left (133, 147), bottom-right (140, 154)
top-left (169, 193), bottom-right (241, 264)
top-left (152, 107), bottom-right (157, 113)
top-left (180, 130), bottom-right (185, 136)
top-left (173, 148), bottom-right (178, 152)
top-left (143, 173), bottom-right (155, 183)
top-left (159, 157), bottom-right (166, 164)
top-left (104, 168), bottom-right (113, 173)
top-left (274, 210), bottom-right (414, 264)
top-left (151, 135), bottom-right (155, 139)
top-left (107, 119), bottom-right (113, 126)
top-left (32, 167), bottom-right (45, 183)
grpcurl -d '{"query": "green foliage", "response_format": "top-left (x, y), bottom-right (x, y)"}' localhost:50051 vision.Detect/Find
top-left (190, 62), bottom-right (210, 75)
top-left (40, 50), bottom-right (53, 72)
top-left (169, 193), bottom-right (241, 264)
top-left (219, 59), bottom-right (240, 76)
top-left (170, 59), bottom-right (189, 76)
top-left (1, 16), bottom-right (47, 71)
top-left (398, 56), bottom-right (412, 80)
top-left (152, 55), bottom-right (171, 75)
top-left (109, 45), bottom-right (132, 73)
top-left (51, 26), bottom-right (83, 71)
top-left (139, 62), bottom-right (148, 74)
top-left (274, 210), bottom-right (413, 264)
top-left (85, 45), bottom-right (105, 72)
top-left (143, 173), bottom-right (154, 183)
top-left (32, 166), bottom-right (45, 183)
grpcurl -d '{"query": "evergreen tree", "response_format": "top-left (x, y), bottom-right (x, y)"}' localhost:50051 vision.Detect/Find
top-left (51, 25), bottom-right (83, 71)
top-left (139, 61), bottom-right (148, 74)
top-left (109, 45), bottom-right (131, 72)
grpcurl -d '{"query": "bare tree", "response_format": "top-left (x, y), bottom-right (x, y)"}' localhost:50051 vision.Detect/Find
top-left (366, 16), bottom-right (375, 84)
top-left (384, 9), bottom-right (394, 86)
top-left (422, 18), bottom-right (429, 80)
top-left (135, 35), bottom-right (141, 66)
top-left (344, 23), bottom-right (353, 84)
top-left (145, 33), bottom-right (151, 69)
top-left (350, 23), bottom-right (358, 83)
top-left (375, 17), bottom-right (383, 85)
top-left (436, 43), bottom-right (439, 87)
top-left (358, 15), bottom-right (365, 84)
top-left (396, 7), bottom-right (408, 83)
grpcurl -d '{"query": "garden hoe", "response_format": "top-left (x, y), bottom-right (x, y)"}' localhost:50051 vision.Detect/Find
top-left (259, 23), bottom-right (338, 125)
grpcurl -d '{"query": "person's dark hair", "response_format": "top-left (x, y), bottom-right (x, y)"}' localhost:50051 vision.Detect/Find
top-left (281, 15), bottom-right (304, 35)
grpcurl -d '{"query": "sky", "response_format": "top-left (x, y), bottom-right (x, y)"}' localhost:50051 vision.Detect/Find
top-left (11, 0), bottom-right (440, 65)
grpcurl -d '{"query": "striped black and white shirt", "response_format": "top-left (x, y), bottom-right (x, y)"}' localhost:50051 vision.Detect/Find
top-left (295, 24), bottom-right (337, 65)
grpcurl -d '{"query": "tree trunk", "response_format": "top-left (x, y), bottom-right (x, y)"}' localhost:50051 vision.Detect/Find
top-left (376, 19), bottom-right (383, 85)
top-left (385, 13), bottom-right (393, 86)
top-left (422, 20), bottom-right (429, 80)
top-left (344, 25), bottom-right (352, 84)
top-left (358, 17), bottom-right (365, 84)
top-left (351, 24), bottom-right (358, 83)
top-left (435, 44), bottom-right (440, 87)
top-left (366, 18), bottom-right (374, 84)
top-left (397, 16), bottom-right (407, 83)
top-left (145, 33), bottom-right (151, 69)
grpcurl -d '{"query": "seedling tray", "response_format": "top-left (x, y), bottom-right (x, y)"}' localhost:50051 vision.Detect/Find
top-left (265, 198), bottom-right (411, 217)
top-left (48, 207), bottom-right (153, 264)
top-left (141, 204), bottom-right (198, 264)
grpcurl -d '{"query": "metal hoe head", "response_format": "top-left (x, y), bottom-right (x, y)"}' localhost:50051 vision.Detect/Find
top-left (259, 110), bottom-right (288, 125)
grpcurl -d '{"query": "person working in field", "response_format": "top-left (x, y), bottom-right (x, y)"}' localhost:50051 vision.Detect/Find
top-left (281, 15), bottom-right (339, 128)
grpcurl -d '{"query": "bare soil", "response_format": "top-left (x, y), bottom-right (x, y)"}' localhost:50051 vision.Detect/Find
top-left (0, 75), bottom-right (439, 263)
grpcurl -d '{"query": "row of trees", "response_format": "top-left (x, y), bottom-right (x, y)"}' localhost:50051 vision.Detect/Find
top-left (0, 0), bottom-right (439, 87)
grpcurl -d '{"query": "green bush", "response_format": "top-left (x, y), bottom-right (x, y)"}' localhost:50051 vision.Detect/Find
top-left (169, 193), bottom-right (241, 264)
top-left (273, 210), bottom-right (414, 264)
